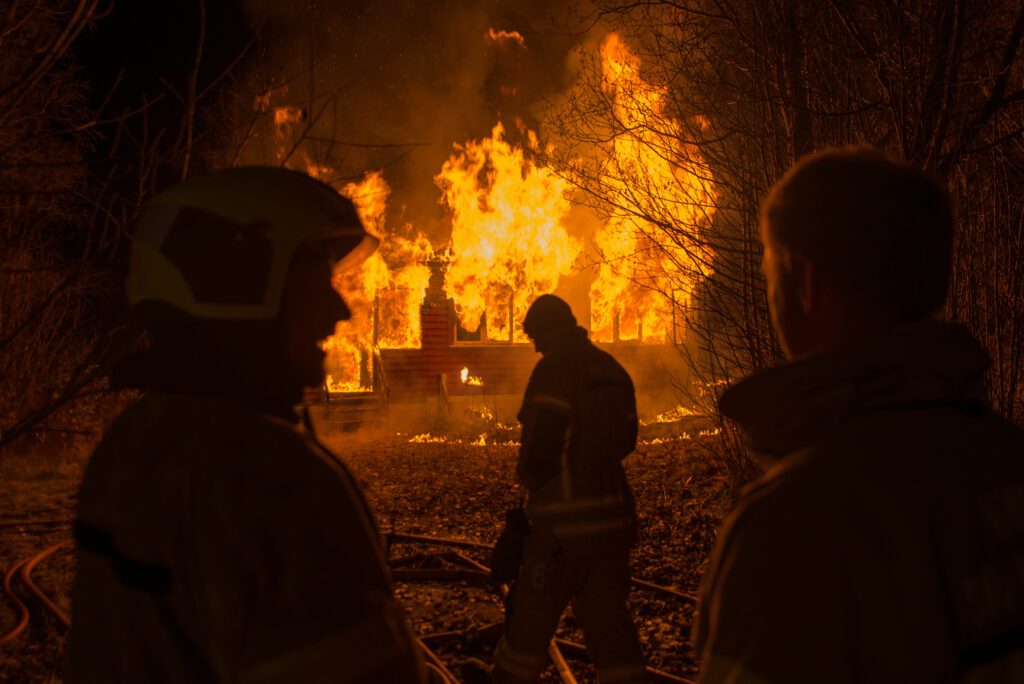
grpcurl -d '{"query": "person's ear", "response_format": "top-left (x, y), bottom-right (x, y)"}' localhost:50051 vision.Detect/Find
top-left (794, 252), bottom-right (816, 316)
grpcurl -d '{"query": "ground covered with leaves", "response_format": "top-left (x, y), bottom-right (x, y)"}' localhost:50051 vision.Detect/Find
top-left (0, 445), bottom-right (81, 684)
top-left (323, 427), bottom-right (735, 682)
top-left (0, 426), bottom-right (736, 682)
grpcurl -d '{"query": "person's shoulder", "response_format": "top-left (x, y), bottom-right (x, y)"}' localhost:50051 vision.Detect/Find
top-left (139, 396), bottom-right (330, 482)
top-left (581, 341), bottom-right (633, 382)
top-left (723, 447), bottom-right (844, 548)
top-left (221, 413), bottom-right (369, 522)
top-left (528, 351), bottom-right (573, 389)
top-left (234, 411), bottom-right (337, 475)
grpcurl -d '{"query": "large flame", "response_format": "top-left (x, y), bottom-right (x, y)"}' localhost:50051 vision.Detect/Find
top-left (436, 122), bottom-right (581, 343)
top-left (263, 33), bottom-right (713, 396)
top-left (588, 34), bottom-right (715, 343)
top-left (321, 171), bottom-right (433, 392)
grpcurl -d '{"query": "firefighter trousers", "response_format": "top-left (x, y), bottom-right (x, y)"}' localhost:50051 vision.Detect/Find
top-left (492, 525), bottom-right (647, 683)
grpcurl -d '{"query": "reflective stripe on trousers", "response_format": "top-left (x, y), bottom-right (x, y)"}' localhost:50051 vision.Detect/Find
top-left (494, 526), bottom-right (645, 683)
top-left (528, 495), bottom-right (634, 542)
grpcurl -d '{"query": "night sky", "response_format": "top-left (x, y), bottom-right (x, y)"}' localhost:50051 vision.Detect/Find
top-left (76, 1), bottom-right (255, 114)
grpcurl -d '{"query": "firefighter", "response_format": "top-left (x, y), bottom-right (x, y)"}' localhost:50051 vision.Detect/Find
top-left (67, 167), bottom-right (427, 683)
top-left (473, 294), bottom-right (648, 683)
top-left (695, 148), bottom-right (1024, 682)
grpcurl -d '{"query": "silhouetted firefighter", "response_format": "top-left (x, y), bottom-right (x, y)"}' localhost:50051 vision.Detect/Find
top-left (467, 294), bottom-right (647, 683)
top-left (67, 168), bottom-right (428, 683)
top-left (696, 148), bottom-right (1024, 682)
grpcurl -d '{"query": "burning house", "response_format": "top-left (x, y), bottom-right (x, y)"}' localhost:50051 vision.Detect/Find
top-left (315, 256), bottom-right (693, 427)
top-left (273, 32), bottom-right (717, 427)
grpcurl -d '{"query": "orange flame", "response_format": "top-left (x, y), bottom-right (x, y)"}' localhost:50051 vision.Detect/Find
top-left (322, 172), bottom-right (433, 392)
top-left (588, 34), bottom-right (716, 343)
top-left (487, 28), bottom-right (526, 49)
top-left (460, 366), bottom-right (484, 386)
top-left (266, 33), bottom-right (713, 398)
top-left (436, 122), bottom-right (580, 343)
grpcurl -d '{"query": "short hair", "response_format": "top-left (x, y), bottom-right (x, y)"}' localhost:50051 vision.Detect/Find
top-left (760, 146), bottom-right (954, 321)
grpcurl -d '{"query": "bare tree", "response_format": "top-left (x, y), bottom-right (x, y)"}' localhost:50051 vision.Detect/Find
top-left (0, 1), bottom-right (260, 455)
top-left (544, 0), bottom-right (1024, 478)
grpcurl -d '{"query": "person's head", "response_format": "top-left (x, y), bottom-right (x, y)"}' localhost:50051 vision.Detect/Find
top-left (759, 146), bottom-right (953, 359)
top-left (522, 294), bottom-right (577, 355)
top-left (125, 167), bottom-right (377, 406)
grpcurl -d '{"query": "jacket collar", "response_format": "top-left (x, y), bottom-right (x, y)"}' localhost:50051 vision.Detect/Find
top-left (542, 325), bottom-right (590, 357)
top-left (719, 319), bottom-right (989, 464)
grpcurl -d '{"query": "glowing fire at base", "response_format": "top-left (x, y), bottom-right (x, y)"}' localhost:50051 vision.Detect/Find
top-left (408, 432), bottom-right (508, 446)
top-left (460, 367), bottom-right (484, 387)
top-left (639, 403), bottom-right (702, 426)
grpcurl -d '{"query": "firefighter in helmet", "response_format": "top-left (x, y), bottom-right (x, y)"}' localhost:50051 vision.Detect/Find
top-left (477, 294), bottom-right (648, 683)
top-left (67, 167), bottom-right (427, 683)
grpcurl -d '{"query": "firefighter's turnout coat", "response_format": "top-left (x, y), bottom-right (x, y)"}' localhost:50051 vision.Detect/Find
top-left (491, 326), bottom-right (646, 684)
top-left (517, 327), bottom-right (639, 549)
top-left (68, 394), bottom-right (425, 683)
top-left (697, 320), bottom-right (1024, 683)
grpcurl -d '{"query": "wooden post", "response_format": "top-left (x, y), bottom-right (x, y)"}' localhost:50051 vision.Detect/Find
top-left (372, 292), bottom-right (380, 346)
top-left (508, 292), bottom-right (515, 343)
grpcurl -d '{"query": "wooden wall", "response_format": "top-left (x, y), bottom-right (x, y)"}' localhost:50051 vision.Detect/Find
top-left (379, 296), bottom-right (687, 405)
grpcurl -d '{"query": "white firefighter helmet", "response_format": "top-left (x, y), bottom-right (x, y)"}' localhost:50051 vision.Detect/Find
top-left (126, 166), bottom-right (378, 320)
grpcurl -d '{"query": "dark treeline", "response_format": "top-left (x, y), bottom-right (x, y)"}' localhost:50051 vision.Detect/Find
top-left (0, 1), bottom-right (256, 452)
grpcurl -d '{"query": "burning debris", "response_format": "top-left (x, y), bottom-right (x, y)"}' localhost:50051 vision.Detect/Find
top-left (639, 404), bottom-right (702, 426)
top-left (408, 432), bottom-right (517, 447)
top-left (460, 367), bottom-right (484, 387)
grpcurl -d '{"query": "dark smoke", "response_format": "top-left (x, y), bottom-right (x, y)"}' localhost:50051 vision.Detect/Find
top-left (237, 0), bottom-right (585, 242)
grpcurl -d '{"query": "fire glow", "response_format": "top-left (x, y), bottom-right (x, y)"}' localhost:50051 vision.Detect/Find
top-left (437, 122), bottom-right (581, 344)
top-left (460, 367), bottom-right (484, 387)
top-left (587, 34), bottom-right (716, 343)
top-left (322, 172), bottom-right (433, 392)
top-left (271, 33), bottom-right (716, 391)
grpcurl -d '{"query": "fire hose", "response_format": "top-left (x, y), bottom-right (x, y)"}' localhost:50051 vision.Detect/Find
top-left (2, 533), bottom-right (697, 683)
top-left (387, 531), bottom-right (698, 603)
top-left (0, 541), bottom-right (72, 646)
top-left (0, 539), bottom-right (467, 684)
top-left (450, 548), bottom-right (579, 684)
top-left (390, 538), bottom-right (696, 684)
